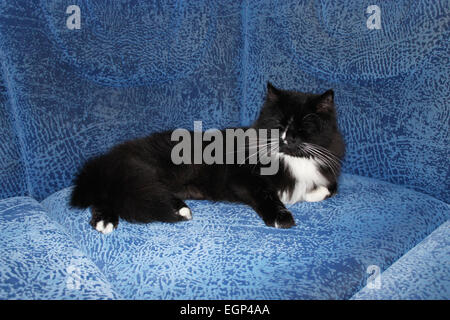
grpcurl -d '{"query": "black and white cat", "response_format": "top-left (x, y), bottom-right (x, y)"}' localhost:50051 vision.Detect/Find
top-left (70, 82), bottom-right (345, 234)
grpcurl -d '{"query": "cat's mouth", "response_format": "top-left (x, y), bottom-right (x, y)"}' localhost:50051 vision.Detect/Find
top-left (278, 142), bottom-right (314, 158)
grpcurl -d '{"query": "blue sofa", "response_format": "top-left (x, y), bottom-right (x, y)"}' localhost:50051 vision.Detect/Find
top-left (0, 0), bottom-right (448, 299)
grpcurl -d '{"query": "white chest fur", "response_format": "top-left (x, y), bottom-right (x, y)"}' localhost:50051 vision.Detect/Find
top-left (278, 154), bottom-right (329, 204)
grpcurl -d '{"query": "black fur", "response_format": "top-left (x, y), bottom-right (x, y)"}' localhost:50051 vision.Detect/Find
top-left (71, 83), bottom-right (345, 230)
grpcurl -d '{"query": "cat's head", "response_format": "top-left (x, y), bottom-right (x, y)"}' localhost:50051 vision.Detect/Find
top-left (253, 82), bottom-right (345, 158)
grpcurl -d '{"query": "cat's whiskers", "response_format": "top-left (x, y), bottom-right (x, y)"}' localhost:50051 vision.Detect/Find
top-left (302, 143), bottom-right (341, 165)
top-left (312, 153), bottom-right (338, 178)
top-left (303, 146), bottom-right (340, 169)
top-left (239, 143), bottom-right (273, 166)
top-left (303, 143), bottom-right (340, 160)
top-left (239, 141), bottom-right (279, 166)
top-left (304, 146), bottom-right (339, 169)
top-left (299, 143), bottom-right (340, 178)
top-left (307, 151), bottom-right (338, 178)
top-left (224, 138), bottom-right (279, 155)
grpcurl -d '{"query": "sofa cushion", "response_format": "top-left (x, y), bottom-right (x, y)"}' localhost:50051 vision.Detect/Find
top-left (41, 173), bottom-right (449, 299)
top-left (352, 220), bottom-right (450, 300)
top-left (0, 0), bottom-right (243, 200)
top-left (0, 196), bottom-right (120, 299)
top-left (240, 0), bottom-right (449, 203)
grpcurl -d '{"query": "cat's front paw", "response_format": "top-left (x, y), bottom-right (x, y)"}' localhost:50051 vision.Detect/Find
top-left (271, 210), bottom-right (296, 229)
top-left (304, 186), bottom-right (331, 202)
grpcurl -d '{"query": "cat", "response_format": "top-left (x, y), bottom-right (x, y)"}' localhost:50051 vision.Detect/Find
top-left (70, 82), bottom-right (345, 234)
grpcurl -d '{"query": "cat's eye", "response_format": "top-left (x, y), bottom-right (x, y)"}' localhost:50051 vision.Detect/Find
top-left (302, 113), bottom-right (318, 121)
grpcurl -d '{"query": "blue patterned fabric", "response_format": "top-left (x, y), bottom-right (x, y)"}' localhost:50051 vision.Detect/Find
top-left (0, 74), bottom-right (27, 199)
top-left (41, 174), bottom-right (449, 299)
top-left (0, 0), bottom-right (448, 299)
top-left (352, 220), bottom-right (450, 300)
top-left (0, 1), bottom-right (448, 202)
top-left (0, 0), bottom-right (243, 200)
top-left (240, 0), bottom-right (449, 203)
top-left (0, 196), bottom-right (120, 299)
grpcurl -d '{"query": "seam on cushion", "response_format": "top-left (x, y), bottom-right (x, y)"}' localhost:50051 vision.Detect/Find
top-left (1, 196), bottom-right (122, 298)
top-left (348, 219), bottom-right (450, 300)
top-left (0, 41), bottom-right (33, 198)
top-left (338, 174), bottom-right (450, 298)
top-left (40, 195), bottom-right (124, 299)
top-left (346, 218), bottom-right (449, 300)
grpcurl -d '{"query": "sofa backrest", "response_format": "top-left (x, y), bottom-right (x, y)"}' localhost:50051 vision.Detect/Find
top-left (0, 0), bottom-right (448, 203)
top-left (240, 0), bottom-right (449, 202)
top-left (0, 0), bottom-right (243, 200)
top-left (0, 74), bottom-right (27, 199)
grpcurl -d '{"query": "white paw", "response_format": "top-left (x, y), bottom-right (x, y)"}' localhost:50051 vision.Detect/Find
top-left (304, 186), bottom-right (330, 202)
top-left (177, 207), bottom-right (192, 220)
top-left (95, 220), bottom-right (114, 234)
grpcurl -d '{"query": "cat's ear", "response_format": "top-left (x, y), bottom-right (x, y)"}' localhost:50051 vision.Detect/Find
top-left (316, 89), bottom-right (334, 114)
top-left (266, 82), bottom-right (280, 101)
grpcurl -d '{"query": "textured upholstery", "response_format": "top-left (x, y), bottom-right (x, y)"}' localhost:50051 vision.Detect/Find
top-left (0, 0), bottom-right (243, 200)
top-left (1, 1), bottom-right (447, 202)
top-left (0, 75), bottom-right (27, 199)
top-left (352, 220), bottom-right (450, 300)
top-left (0, 0), bottom-right (448, 299)
top-left (240, 0), bottom-right (449, 203)
top-left (0, 197), bottom-right (120, 299)
top-left (42, 174), bottom-right (449, 299)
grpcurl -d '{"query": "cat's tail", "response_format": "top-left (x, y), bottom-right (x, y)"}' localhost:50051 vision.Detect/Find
top-left (70, 155), bottom-right (111, 209)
